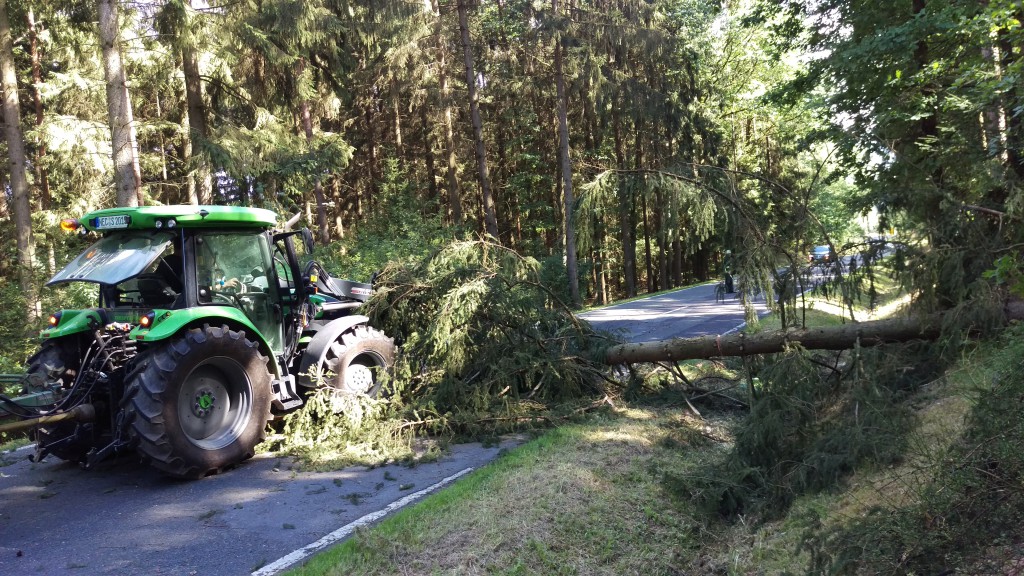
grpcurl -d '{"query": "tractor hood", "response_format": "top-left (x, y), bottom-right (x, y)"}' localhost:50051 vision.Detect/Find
top-left (47, 231), bottom-right (175, 286)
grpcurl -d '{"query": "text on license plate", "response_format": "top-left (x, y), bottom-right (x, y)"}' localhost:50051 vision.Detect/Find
top-left (93, 215), bottom-right (131, 229)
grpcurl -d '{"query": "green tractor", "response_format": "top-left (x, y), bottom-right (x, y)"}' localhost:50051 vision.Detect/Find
top-left (3, 205), bottom-right (394, 479)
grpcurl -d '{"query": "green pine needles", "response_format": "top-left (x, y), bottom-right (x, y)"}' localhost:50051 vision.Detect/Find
top-left (665, 342), bottom-right (939, 521)
top-left (365, 240), bottom-right (612, 428)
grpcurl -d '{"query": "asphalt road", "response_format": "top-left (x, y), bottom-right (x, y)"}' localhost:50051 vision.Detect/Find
top-left (579, 281), bottom-right (770, 342)
top-left (0, 281), bottom-right (766, 576)
top-left (0, 441), bottom-right (514, 575)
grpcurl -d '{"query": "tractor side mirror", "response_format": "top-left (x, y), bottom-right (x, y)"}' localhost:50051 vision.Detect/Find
top-left (300, 228), bottom-right (315, 254)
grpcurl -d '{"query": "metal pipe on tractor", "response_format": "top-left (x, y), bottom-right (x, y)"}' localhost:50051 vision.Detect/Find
top-left (0, 205), bottom-right (396, 479)
top-left (0, 404), bottom-right (96, 435)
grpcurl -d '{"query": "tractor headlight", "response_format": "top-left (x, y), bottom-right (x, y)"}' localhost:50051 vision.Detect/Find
top-left (47, 312), bottom-right (62, 327)
top-left (139, 311), bottom-right (156, 329)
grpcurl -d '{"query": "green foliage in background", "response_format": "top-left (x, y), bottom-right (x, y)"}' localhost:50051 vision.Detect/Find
top-left (316, 158), bottom-right (454, 283)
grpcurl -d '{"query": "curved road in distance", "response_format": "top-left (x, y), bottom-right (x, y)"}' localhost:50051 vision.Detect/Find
top-left (0, 282), bottom-right (766, 576)
top-left (579, 282), bottom-right (771, 343)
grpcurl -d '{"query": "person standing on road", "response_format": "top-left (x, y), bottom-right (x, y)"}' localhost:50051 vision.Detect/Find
top-left (723, 250), bottom-right (735, 293)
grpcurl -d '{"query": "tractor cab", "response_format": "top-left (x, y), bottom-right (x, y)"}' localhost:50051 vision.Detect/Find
top-left (46, 206), bottom-right (304, 360)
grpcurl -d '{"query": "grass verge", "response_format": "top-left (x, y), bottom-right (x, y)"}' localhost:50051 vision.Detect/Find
top-left (286, 408), bottom-right (735, 576)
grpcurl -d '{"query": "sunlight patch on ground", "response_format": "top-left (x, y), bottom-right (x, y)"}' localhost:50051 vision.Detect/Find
top-left (583, 428), bottom-right (653, 446)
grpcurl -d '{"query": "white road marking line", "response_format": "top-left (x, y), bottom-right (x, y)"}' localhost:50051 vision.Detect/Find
top-left (251, 467), bottom-right (475, 576)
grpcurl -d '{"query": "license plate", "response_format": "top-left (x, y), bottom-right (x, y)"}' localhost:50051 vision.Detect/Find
top-left (93, 215), bottom-right (131, 229)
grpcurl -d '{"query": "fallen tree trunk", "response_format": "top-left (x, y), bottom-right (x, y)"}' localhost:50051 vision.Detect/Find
top-left (604, 301), bottom-right (1024, 364)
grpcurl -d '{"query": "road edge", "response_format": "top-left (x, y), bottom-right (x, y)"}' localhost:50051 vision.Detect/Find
top-left (251, 467), bottom-right (475, 576)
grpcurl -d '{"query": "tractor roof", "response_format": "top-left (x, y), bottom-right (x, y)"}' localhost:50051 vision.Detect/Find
top-left (71, 205), bottom-right (279, 233)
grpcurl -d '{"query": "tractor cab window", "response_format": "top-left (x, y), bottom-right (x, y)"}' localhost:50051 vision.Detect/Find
top-left (195, 232), bottom-right (283, 354)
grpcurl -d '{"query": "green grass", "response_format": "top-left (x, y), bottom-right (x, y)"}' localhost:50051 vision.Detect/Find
top-left (285, 409), bottom-right (733, 576)
top-left (0, 436), bottom-right (32, 455)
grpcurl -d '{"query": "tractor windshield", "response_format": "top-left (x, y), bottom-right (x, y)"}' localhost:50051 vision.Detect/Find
top-left (47, 232), bottom-right (175, 286)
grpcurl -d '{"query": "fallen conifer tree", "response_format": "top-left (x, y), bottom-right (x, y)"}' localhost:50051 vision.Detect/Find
top-left (604, 299), bottom-right (1024, 364)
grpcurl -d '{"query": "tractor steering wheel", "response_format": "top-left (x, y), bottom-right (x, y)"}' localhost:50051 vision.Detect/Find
top-left (211, 290), bottom-right (243, 307)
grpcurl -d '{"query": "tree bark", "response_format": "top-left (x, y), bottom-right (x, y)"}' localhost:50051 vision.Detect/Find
top-left (98, 0), bottom-right (142, 207)
top-left (391, 79), bottom-right (403, 161)
top-left (300, 96), bottom-right (331, 245)
top-left (1, 0), bottom-right (39, 322)
top-left (181, 1), bottom-right (212, 204)
top-left (457, 0), bottom-right (499, 240)
top-left (421, 104), bottom-right (439, 203)
top-left (432, 0), bottom-right (462, 225)
top-left (553, 0), bottom-right (579, 305)
top-left (604, 305), bottom-right (1024, 365)
top-left (613, 105), bottom-right (636, 297)
top-left (997, 6), bottom-right (1023, 182)
top-left (27, 9), bottom-right (50, 209)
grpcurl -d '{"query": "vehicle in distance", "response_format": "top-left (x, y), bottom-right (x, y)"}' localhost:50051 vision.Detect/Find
top-left (809, 245), bottom-right (831, 263)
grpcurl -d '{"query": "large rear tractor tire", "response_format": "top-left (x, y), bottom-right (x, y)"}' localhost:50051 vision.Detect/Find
top-left (27, 341), bottom-right (91, 463)
top-left (321, 325), bottom-right (395, 398)
top-left (124, 325), bottom-right (272, 479)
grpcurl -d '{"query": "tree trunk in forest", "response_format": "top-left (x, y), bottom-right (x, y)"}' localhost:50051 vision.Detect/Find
top-left (672, 238), bottom-right (683, 286)
top-left (442, 82), bottom-right (462, 224)
top-left (181, 2), bottom-right (212, 205)
top-left (364, 102), bottom-right (377, 213)
top-left (300, 97), bottom-right (331, 245)
top-left (594, 216), bottom-right (608, 305)
top-left (979, 24), bottom-right (1004, 166)
top-left (552, 158), bottom-right (563, 252)
top-left (421, 105), bottom-right (439, 203)
top-left (911, 0), bottom-right (941, 220)
top-left (655, 192), bottom-right (668, 289)
top-left (553, 0), bottom-right (580, 306)
top-left (997, 10), bottom-right (1023, 182)
top-left (642, 191), bottom-right (653, 292)
top-left (1, 0), bottom-right (39, 322)
top-left (457, 0), bottom-right (499, 240)
top-left (391, 79), bottom-right (403, 162)
top-left (28, 9), bottom-right (50, 209)
top-left (432, 0), bottom-right (462, 225)
top-left (496, 119), bottom-right (512, 244)
top-left (98, 0), bottom-right (142, 207)
top-left (614, 107), bottom-right (636, 297)
top-left (604, 304), bottom-right (1024, 365)
top-left (583, 81), bottom-right (597, 153)
top-left (154, 92), bottom-right (171, 202)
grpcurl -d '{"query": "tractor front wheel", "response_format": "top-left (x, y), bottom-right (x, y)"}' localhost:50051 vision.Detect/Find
top-left (321, 325), bottom-right (395, 398)
top-left (124, 325), bottom-right (272, 479)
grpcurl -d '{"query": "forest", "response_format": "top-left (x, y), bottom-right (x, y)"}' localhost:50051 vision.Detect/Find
top-left (1, 0), bottom-right (1021, 356)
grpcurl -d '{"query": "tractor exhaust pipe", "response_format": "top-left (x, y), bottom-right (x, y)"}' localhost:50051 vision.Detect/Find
top-left (0, 404), bottom-right (96, 434)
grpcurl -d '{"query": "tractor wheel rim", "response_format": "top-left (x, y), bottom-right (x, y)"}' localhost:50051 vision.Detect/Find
top-left (344, 364), bottom-right (374, 395)
top-left (177, 358), bottom-right (252, 450)
top-left (336, 351), bottom-right (384, 396)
